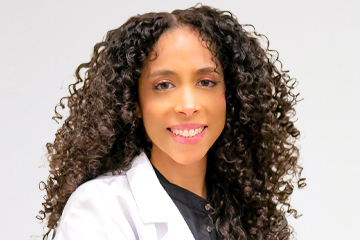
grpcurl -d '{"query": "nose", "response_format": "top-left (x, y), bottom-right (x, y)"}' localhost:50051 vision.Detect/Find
top-left (174, 86), bottom-right (199, 117)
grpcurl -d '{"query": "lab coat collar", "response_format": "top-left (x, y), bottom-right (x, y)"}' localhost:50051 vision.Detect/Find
top-left (126, 151), bottom-right (175, 223)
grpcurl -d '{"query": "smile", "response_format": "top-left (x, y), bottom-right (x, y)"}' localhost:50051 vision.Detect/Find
top-left (167, 126), bottom-right (208, 144)
top-left (169, 127), bottom-right (206, 137)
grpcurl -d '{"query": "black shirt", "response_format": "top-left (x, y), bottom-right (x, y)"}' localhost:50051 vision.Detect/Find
top-left (153, 166), bottom-right (220, 240)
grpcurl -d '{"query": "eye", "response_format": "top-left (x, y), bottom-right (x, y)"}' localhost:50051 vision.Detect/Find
top-left (197, 80), bottom-right (218, 87)
top-left (152, 80), bottom-right (219, 91)
top-left (153, 82), bottom-right (174, 91)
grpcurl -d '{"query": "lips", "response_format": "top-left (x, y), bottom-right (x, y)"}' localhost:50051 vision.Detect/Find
top-left (167, 125), bottom-right (208, 144)
top-left (167, 123), bottom-right (207, 130)
top-left (167, 126), bottom-right (207, 133)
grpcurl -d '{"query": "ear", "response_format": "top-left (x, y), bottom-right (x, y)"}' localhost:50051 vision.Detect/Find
top-left (134, 102), bottom-right (142, 118)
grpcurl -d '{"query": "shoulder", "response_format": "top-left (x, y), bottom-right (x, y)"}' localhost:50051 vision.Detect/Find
top-left (53, 173), bottom-right (139, 240)
top-left (67, 173), bottom-right (131, 205)
top-left (62, 173), bottom-right (136, 218)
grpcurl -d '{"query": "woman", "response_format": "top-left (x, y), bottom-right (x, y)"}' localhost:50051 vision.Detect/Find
top-left (38, 4), bottom-right (306, 240)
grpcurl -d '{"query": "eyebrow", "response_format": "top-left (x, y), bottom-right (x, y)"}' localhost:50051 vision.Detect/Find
top-left (147, 67), bottom-right (223, 78)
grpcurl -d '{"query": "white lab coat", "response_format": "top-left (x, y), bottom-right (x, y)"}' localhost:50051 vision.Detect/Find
top-left (50, 151), bottom-right (195, 240)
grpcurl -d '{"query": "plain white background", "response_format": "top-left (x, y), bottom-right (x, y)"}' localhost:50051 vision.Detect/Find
top-left (1, 0), bottom-right (359, 239)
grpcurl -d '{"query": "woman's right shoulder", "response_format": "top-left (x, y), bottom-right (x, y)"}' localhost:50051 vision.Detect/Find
top-left (66, 172), bottom-right (132, 207)
top-left (52, 172), bottom-right (140, 240)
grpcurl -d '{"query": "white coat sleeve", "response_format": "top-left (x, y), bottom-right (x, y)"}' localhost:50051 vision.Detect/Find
top-left (53, 181), bottom-right (138, 240)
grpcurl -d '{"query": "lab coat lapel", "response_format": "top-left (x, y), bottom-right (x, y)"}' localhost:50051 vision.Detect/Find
top-left (127, 151), bottom-right (195, 240)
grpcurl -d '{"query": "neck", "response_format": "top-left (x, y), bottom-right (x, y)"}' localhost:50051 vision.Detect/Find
top-left (150, 151), bottom-right (208, 199)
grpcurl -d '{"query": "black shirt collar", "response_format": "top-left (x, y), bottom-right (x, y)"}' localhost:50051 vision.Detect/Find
top-left (152, 166), bottom-right (212, 214)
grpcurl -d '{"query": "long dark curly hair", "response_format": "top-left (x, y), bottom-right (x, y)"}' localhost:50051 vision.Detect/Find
top-left (38, 4), bottom-right (306, 240)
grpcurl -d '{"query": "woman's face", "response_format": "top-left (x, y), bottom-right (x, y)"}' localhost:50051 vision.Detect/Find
top-left (135, 27), bottom-right (226, 167)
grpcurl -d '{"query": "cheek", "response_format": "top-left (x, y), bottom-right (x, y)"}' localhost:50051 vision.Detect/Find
top-left (141, 100), bottom-right (166, 126)
top-left (142, 102), bottom-right (155, 121)
top-left (220, 93), bottom-right (226, 106)
top-left (214, 93), bottom-right (227, 124)
top-left (216, 92), bottom-right (226, 111)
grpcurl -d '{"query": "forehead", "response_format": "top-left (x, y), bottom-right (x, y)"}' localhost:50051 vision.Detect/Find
top-left (154, 27), bottom-right (203, 51)
top-left (143, 27), bottom-right (221, 72)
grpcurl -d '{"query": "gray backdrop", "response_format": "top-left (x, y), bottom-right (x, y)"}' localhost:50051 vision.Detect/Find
top-left (1, 0), bottom-right (359, 239)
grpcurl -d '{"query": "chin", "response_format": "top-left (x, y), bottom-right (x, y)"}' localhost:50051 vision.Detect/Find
top-left (170, 151), bottom-right (208, 166)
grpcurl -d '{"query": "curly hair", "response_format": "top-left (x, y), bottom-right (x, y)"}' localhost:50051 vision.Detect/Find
top-left (38, 4), bottom-right (306, 240)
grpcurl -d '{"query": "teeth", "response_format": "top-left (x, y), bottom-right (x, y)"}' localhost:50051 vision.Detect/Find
top-left (170, 127), bottom-right (205, 138)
